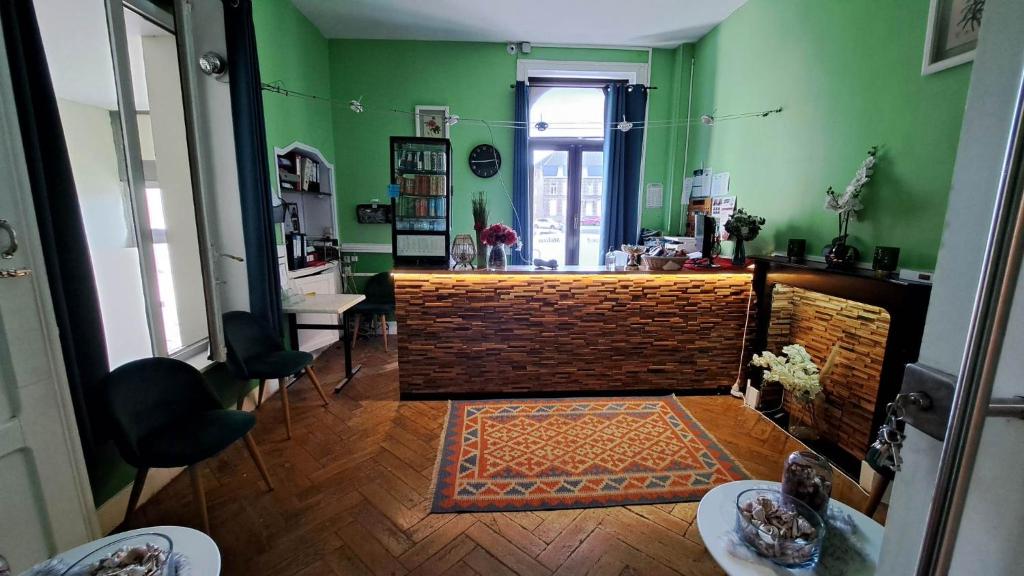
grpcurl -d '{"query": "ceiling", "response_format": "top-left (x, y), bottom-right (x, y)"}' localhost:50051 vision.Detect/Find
top-left (292, 0), bottom-right (747, 47)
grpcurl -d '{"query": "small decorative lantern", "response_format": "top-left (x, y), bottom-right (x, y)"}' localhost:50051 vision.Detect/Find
top-left (787, 239), bottom-right (807, 262)
top-left (872, 246), bottom-right (900, 278)
top-left (621, 244), bottom-right (646, 271)
top-left (451, 234), bottom-right (477, 269)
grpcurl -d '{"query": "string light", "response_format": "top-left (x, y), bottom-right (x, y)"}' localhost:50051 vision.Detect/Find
top-left (260, 81), bottom-right (783, 132)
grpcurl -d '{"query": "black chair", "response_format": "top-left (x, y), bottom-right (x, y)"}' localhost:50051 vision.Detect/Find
top-left (102, 357), bottom-right (274, 533)
top-left (352, 272), bottom-right (396, 351)
top-left (223, 310), bottom-right (330, 439)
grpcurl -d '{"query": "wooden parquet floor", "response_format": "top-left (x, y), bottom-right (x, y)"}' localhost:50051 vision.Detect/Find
top-left (133, 340), bottom-right (872, 575)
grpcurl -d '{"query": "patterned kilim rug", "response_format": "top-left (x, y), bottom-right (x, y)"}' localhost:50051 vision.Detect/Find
top-left (431, 396), bottom-right (750, 513)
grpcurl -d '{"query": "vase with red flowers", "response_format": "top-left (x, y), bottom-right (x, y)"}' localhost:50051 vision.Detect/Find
top-left (481, 223), bottom-right (518, 270)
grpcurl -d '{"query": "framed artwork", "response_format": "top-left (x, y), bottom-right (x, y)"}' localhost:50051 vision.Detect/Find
top-left (415, 105), bottom-right (449, 138)
top-left (923, 0), bottom-right (985, 75)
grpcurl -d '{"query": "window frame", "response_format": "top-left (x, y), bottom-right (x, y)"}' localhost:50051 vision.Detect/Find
top-left (527, 78), bottom-right (613, 266)
top-left (104, 0), bottom-right (220, 361)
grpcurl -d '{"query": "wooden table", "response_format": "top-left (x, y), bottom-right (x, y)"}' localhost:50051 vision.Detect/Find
top-left (52, 526), bottom-right (219, 574)
top-left (696, 480), bottom-right (883, 575)
top-left (282, 293), bottom-right (365, 392)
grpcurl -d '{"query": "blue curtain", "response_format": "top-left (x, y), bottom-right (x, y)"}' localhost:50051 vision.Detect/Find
top-left (224, 0), bottom-right (283, 334)
top-left (601, 83), bottom-right (648, 250)
top-left (512, 81), bottom-right (531, 263)
top-left (1, 0), bottom-right (110, 464)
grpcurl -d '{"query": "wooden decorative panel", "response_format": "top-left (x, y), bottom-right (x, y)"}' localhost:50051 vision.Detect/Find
top-left (395, 272), bottom-right (754, 397)
top-left (766, 284), bottom-right (891, 459)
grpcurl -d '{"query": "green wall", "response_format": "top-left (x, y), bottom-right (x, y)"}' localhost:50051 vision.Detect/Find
top-left (327, 40), bottom-right (688, 273)
top-left (253, 0), bottom-right (336, 179)
top-left (685, 0), bottom-right (971, 270)
top-left (328, 40), bottom-right (515, 258)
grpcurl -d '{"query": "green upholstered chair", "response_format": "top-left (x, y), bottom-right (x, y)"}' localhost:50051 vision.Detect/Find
top-left (352, 271), bottom-right (396, 351)
top-left (101, 357), bottom-right (273, 533)
top-left (223, 310), bottom-right (330, 439)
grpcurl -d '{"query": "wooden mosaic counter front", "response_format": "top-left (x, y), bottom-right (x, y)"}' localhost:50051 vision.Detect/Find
top-left (394, 266), bottom-right (754, 397)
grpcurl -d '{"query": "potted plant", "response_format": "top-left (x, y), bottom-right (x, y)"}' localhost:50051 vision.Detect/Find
top-left (751, 344), bottom-right (823, 440)
top-left (472, 192), bottom-right (488, 268)
top-left (824, 146), bottom-right (878, 268)
top-left (724, 208), bottom-right (766, 265)
top-left (480, 223), bottom-right (518, 270)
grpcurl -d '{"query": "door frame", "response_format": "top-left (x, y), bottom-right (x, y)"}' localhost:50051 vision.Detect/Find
top-left (528, 140), bottom-right (603, 265)
top-left (0, 9), bottom-right (99, 566)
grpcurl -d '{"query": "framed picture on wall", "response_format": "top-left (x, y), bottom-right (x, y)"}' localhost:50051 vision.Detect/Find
top-left (415, 105), bottom-right (449, 138)
top-left (922, 0), bottom-right (985, 75)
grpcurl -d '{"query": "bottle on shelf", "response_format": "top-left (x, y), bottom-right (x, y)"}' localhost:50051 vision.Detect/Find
top-left (605, 247), bottom-right (617, 270)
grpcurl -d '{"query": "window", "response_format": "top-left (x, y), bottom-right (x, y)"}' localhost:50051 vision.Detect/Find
top-left (42, 0), bottom-right (213, 365)
top-left (529, 82), bottom-right (607, 265)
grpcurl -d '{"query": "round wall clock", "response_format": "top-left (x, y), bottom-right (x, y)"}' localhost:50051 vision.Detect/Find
top-left (469, 144), bottom-right (501, 178)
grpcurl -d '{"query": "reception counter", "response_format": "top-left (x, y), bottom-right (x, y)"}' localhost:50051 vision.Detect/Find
top-left (393, 265), bottom-right (754, 398)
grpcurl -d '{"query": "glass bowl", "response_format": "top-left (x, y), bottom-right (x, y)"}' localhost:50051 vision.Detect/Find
top-left (61, 532), bottom-right (183, 576)
top-left (734, 488), bottom-right (825, 568)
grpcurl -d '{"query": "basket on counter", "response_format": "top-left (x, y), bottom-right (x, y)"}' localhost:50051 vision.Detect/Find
top-left (640, 255), bottom-right (690, 271)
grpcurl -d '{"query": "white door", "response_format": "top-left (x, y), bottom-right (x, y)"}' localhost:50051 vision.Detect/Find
top-left (0, 17), bottom-right (99, 573)
top-left (879, 0), bottom-right (1024, 573)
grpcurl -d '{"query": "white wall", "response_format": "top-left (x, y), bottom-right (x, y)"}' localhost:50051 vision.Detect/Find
top-left (878, 0), bottom-right (1024, 572)
top-left (56, 98), bottom-right (151, 368)
top-left (186, 0), bottom-right (250, 316)
top-left (141, 34), bottom-right (209, 350)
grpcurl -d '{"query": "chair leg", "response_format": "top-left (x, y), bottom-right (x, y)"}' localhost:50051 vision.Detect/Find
top-left (864, 473), bottom-right (891, 518)
top-left (306, 366), bottom-right (330, 406)
top-left (243, 432), bottom-right (274, 491)
top-left (235, 395), bottom-right (245, 411)
top-left (352, 314), bottom-right (361, 351)
top-left (256, 379), bottom-right (266, 408)
top-left (123, 467), bottom-right (149, 528)
top-left (188, 465), bottom-right (210, 534)
top-left (279, 377), bottom-right (292, 439)
top-left (381, 314), bottom-right (389, 352)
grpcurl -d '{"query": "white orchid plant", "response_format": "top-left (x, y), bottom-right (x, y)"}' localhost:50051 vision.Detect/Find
top-left (751, 344), bottom-right (822, 404)
top-left (825, 146), bottom-right (878, 241)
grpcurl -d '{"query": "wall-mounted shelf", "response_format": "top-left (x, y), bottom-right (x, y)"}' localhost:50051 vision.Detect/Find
top-left (274, 142), bottom-right (338, 271)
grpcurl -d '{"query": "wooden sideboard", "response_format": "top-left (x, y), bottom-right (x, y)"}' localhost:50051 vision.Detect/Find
top-left (750, 256), bottom-right (932, 472)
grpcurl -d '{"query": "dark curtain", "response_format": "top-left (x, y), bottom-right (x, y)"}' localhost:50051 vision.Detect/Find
top-left (223, 0), bottom-right (282, 334)
top-left (601, 83), bottom-right (648, 249)
top-left (512, 81), bottom-right (531, 263)
top-left (1, 0), bottom-right (110, 461)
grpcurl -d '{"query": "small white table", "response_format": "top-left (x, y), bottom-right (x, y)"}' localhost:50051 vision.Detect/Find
top-left (696, 480), bottom-right (883, 575)
top-left (51, 526), bottom-right (219, 574)
top-left (282, 293), bottom-right (365, 392)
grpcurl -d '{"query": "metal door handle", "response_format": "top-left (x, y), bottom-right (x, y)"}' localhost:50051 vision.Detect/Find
top-left (0, 220), bottom-right (17, 259)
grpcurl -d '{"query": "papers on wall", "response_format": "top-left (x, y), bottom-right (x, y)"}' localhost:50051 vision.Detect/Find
top-left (689, 170), bottom-right (713, 198)
top-left (712, 196), bottom-right (736, 239)
top-left (711, 172), bottom-right (731, 197)
top-left (646, 183), bottom-right (664, 208)
top-left (682, 177), bottom-right (694, 203)
top-left (396, 234), bottom-right (446, 257)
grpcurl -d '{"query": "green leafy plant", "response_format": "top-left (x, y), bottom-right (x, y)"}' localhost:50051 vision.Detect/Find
top-left (724, 208), bottom-right (766, 241)
top-left (472, 191), bottom-right (488, 232)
